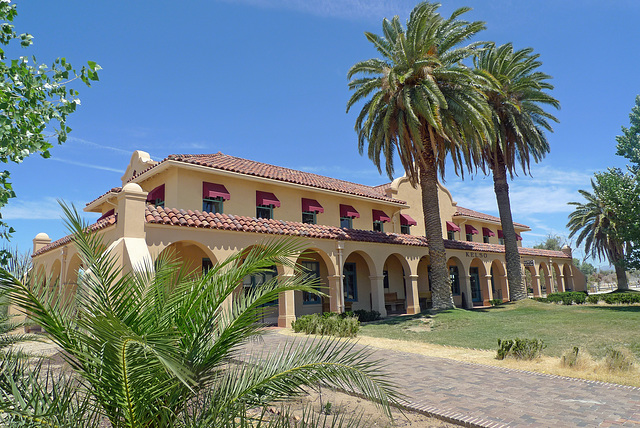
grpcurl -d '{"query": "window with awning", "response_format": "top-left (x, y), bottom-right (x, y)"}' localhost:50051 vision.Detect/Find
top-left (465, 224), bottom-right (479, 235)
top-left (146, 184), bottom-right (165, 207)
top-left (482, 227), bottom-right (495, 237)
top-left (203, 182), bottom-right (230, 200)
top-left (497, 230), bottom-right (523, 241)
top-left (302, 198), bottom-right (324, 213)
top-left (339, 204), bottom-right (360, 218)
top-left (256, 191), bottom-right (281, 207)
top-left (446, 221), bottom-right (460, 232)
top-left (372, 209), bottom-right (390, 222)
top-left (399, 214), bottom-right (417, 226)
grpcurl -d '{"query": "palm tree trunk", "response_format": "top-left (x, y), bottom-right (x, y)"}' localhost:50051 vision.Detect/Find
top-left (419, 155), bottom-right (455, 310)
top-left (614, 264), bottom-right (629, 291)
top-left (492, 152), bottom-right (526, 301)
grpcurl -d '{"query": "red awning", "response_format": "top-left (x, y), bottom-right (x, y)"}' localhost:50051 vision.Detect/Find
top-left (203, 182), bottom-right (230, 200)
top-left (516, 233), bottom-right (523, 241)
top-left (97, 209), bottom-right (114, 222)
top-left (302, 198), bottom-right (324, 213)
top-left (372, 209), bottom-right (390, 222)
top-left (256, 191), bottom-right (280, 207)
top-left (498, 230), bottom-right (504, 238)
top-left (146, 184), bottom-right (165, 203)
top-left (465, 224), bottom-right (479, 235)
top-left (340, 204), bottom-right (360, 218)
top-left (400, 213), bottom-right (417, 226)
top-left (446, 221), bottom-right (460, 232)
top-left (482, 227), bottom-right (495, 237)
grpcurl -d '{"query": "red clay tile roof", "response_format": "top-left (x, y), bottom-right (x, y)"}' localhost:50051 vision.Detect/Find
top-left (454, 206), bottom-right (529, 229)
top-left (32, 215), bottom-right (117, 257)
top-left (129, 152), bottom-right (403, 204)
top-left (85, 187), bottom-right (122, 207)
top-left (145, 206), bottom-right (569, 259)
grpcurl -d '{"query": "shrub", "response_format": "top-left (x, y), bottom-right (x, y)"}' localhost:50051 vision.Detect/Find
top-left (533, 297), bottom-right (548, 303)
top-left (543, 291), bottom-right (588, 305)
top-left (489, 299), bottom-right (503, 306)
top-left (561, 347), bottom-right (580, 368)
top-left (604, 347), bottom-right (635, 372)
top-left (292, 313), bottom-right (360, 337)
top-left (353, 309), bottom-right (382, 322)
top-left (496, 338), bottom-right (546, 360)
top-left (587, 294), bottom-right (601, 304)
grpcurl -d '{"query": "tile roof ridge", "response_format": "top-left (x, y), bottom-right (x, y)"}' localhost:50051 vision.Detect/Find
top-left (31, 214), bottom-right (117, 257)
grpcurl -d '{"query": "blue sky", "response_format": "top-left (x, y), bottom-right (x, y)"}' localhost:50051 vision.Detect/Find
top-left (4, 0), bottom-right (639, 266)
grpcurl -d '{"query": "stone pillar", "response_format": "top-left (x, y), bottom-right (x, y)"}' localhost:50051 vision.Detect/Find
top-left (113, 183), bottom-right (152, 274)
top-left (277, 273), bottom-right (296, 328)
top-left (501, 274), bottom-right (510, 301)
top-left (484, 274), bottom-right (493, 305)
top-left (460, 273), bottom-right (473, 309)
top-left (405, 274), bottom-right (420, 315)
top-left (557, 274), bottom-right (565, 293)
top-left (32, 232), bottom-right (51, 254)
top-left (369, 275), bottom-right (387, 317)
top-left (328, 275), bottom-right (343, 313)
top-left (532, 274), bottom-right (542, 297)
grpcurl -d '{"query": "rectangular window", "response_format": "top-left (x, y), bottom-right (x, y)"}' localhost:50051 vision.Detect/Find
top-left (203, 196), bottom-right (224, 214)
top-left (450, 266), bottom-right (460, 295)
top-left (466, 233), bottom-right (473, 242)
top-left (447, 231), bottom-right (455, 240)
top-left (483, 235), bottom-right (490, 244)
top-left (401, 224), bottom-right (411, 235)
top-left (300, 261), bottom-right (321, 304)
top-left (499, 238), bottom-right (505, 245)
top-left (340, 217), bottom-right (353, 229)
top-left (257, 205), bottom-right (273, 219)
top-left (302, 211), bottom-right (316, 225)
top-left (202, 258), bottom-right (213, 275)
top-left (373, 220), bottom-right (384, 232)
top-left (146, 184), bottom-right (165, 208)
top-left (343, 262), bottom-right (358, 302)
top-left (243, 266), bottom-right (278, 306)
top-left (383, 270), bottom-right (389, 289)
top-left (154, 199), bottom-right (165, 208)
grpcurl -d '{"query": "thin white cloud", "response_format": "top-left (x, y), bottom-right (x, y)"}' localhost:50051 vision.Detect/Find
top-left (219, 0), bottom-right (412, 20)
top-left (50, 157), bottom-right (123, 173)
top-left (2, 197), bottom-right (63, 220)
top-left (297, 164), bottom-right (389, 182)
top-left (67, 136), bottom-right (132, 155)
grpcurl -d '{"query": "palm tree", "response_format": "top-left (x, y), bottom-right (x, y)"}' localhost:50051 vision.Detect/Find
top-left (568, 174), bottom-right (631, 291)
top-left (0, 203), bottom-right (396, 427)
top-left (347, 2), bottom-right (492, 309)
top-left (473, 43), bottom-right (559, 301)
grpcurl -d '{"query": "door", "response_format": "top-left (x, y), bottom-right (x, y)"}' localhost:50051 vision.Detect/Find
top-left (469, 267), bottom-right (482, 303)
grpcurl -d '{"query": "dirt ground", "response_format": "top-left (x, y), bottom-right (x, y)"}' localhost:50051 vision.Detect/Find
top-left (13, 339), bottom-right (459, 427)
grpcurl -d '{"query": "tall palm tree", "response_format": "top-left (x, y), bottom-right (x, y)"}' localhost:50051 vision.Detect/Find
top-left (473, 43), bottom-right (559, 301)
top-left (347, 2), bottom-right (492, 309)
top-left (568, 174), bottom-right (631, 291)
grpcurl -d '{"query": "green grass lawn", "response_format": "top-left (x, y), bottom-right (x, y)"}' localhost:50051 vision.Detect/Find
top-left (359, 299), bottom-right (640, 358)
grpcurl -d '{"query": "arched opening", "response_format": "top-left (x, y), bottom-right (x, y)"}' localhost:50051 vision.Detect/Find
top-left (539, 262), bottom-right (552, 294)
top-left (342, 250), bottom-right (374, 312)
top-left (156, 240), bottom-right (218, 277)
top-left (524, 265), bottom-right (539, 296)
top-left (447, 256), bottom-right (465, 308)
top-left (552, 263), bottom-right (563, 292)
top-left (294, 249), bottom-right (334, 317)
top-left (562, 264), bottom-right (573, 291)
top-left (490, 260), bottom-right (508, 302)
top-left (469, 258), bottom-right (489, 306)
top-left (236, 244), bottom-right (280, 325)
top-left (418, 255), bottom-right (432, 309)
top-left (382, 253), bottom-right (411, 314)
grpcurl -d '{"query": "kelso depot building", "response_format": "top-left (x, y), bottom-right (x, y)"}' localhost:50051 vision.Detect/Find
top-left (31, 151), bottom-right (585, 327)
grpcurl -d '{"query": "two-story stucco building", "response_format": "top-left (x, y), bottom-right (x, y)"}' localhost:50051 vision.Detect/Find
top-left (31, 150), bottom-right (585, 327)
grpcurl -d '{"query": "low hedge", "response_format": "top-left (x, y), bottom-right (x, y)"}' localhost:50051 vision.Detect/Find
top-left (534, 291), bottom-right (587, 305)
top-left (588, 293), bottom-right (640, 305)
top-left (291, 312), bottom-right (360, 337)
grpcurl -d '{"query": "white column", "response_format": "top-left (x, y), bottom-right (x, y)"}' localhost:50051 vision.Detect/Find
top-left (405, 274), bottom-right (421, 314)
top-left (369, 275), bottom-right (387, 317)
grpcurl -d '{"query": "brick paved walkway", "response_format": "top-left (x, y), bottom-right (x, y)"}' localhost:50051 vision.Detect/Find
top-left (239, 330), bottom-right (640, 427)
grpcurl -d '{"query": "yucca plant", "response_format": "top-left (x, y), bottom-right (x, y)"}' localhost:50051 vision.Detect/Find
top-left (0, 203), bottom-right (397, 427)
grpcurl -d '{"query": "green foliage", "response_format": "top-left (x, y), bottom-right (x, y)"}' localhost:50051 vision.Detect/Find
top-left (534, 234), bottom-right (566, 251)
top-left (536, 292), bottom-right (587, 305)
top-left (496, 338), bottom-right (545, 360)
top-left (0, 204), bottom-right (396, 426)
top-left (352, 309), bottom-right (382, 322)
top-left (292, 313), bottom-right (360, 338)
top-left (0, 2), bottom-right (100, 252)
top-left (604, 347), bottom-right (634, 372)
top-left (573, 258), bottom-right (596, 276)
top-left (587, 294), bottom-right (601, 304)
top-left (489, 299), bottom-right (503, 306)
top-left (615, 95), bottom-right (640, 172)
top-left (601, 292), bottom-right (640, 305)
